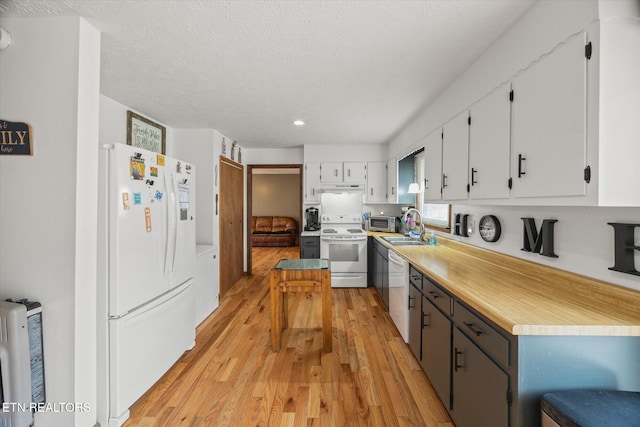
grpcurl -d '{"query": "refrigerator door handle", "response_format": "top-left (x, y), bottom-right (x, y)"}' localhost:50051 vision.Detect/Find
top-left (162, 170), bottom-right (171, 278)
top-left (171, 173), bottom-right (179, 273)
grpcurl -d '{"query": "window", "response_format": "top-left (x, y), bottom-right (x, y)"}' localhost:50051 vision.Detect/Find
top-left (423, 203), bottom-right (450, 231)
top-left (414, 153), bottom-right (450, 232)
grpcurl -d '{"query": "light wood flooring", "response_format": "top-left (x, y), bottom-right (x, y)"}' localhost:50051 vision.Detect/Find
top-left (123, 246), bottom-right (454, 426)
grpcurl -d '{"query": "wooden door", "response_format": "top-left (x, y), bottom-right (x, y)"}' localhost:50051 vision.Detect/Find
top-left (219, 157), bottom-right (244, 296)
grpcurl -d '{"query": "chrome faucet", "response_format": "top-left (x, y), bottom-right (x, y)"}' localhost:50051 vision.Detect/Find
top-left (402, 208), bottom-right (425, 241)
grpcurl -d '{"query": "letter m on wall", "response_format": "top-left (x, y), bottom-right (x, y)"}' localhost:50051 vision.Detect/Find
top-left (521, 218), bottom-right (558, 258)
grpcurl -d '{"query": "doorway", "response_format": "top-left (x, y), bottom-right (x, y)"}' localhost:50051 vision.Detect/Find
top-left (247, 164), bottom-right (303, 275)
top-left (219, 156), bottom-right (244, 297)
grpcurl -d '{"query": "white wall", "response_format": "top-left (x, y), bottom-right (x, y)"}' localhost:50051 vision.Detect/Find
top-left (99, 95), bottom-right (174, 154)
top-left (244, 147), bottom-right (303, 165)
top-left (304, 143), bottom-right (387, 163)
top-left (0, 16), bottom-right (100, 427)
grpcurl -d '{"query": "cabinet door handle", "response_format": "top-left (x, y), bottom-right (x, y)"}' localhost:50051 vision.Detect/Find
top-left (424, 178), bottom-right (428, 190)
top-left (442, 174), bottom-right (448, 188)
top-left (408, 295), bottom-right (416, 310)
top-left (454, 347), bottom-right (464, 372)
top-left (391, 186), bottom-right (395, 195)
top-left (312, 188), bottom-right (315, 196)
top-left (471, 168), bottom-right (478, 186)
top-left (347, 169), bottom-right (351, 177)
top-left (428, 290), bottom-right (440, 300)
top-left (370, 188), bottom-right (373, 196)
top-left (463, 321), bottom-right (483, 337)
top-left (518, 154), bottom-right (526, 178)
top-left (422, 312), bottom-right (431, 328)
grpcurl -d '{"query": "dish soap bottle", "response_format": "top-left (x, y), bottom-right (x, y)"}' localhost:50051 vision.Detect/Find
top-left (430, 231), bottom-right (437, 245)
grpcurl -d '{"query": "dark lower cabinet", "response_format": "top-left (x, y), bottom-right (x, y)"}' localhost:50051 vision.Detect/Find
top-left (300, 235), bottom-right (319, 258)
top-left (421, 296), bottom-right (451, 409)
top-left (375, 243), bottom-right (389, 308)
top-left (369, 238), bottom-right (389, 307)
top-left (408, 283), bottom-right (422, 360)
top-left (451, 327), bottom-right (509, 427)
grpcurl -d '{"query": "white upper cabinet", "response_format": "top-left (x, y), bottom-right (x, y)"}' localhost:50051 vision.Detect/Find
top-left (424, 129), bottom-right (443, 202)
top-left (305, 162), bottom-right (321, 203)
top-left (468, 83), bottom-right (512, 200)
top-left (511, 32), bottom-right (588, 199)
top-left (343, 162), bottom-right (367, 183)
top-left (319, 162), bottom-right (366, 184)
top-left (441, 111), bottom-right (470, 201)
top-left (386, 158), bottom-right (398, 203)
top-left (366, 162), bottom-right (387, 203)
top-left (320, 162), bottom-right (343, 183)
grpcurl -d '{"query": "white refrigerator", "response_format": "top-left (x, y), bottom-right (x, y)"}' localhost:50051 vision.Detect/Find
top-left (97, 143), bottom-right (196, 427)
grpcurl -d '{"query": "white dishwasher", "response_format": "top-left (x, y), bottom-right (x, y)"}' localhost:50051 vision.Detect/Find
top-left (388, 250), bottom-right (410, 343)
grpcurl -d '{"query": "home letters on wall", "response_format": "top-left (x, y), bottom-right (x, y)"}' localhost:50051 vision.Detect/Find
top-left (0, 120), bottom-right (32, 155)
top-left (453, 214), bottom-right (470, 237)
top-left (608, 223), bottom-right (640, 276)
top-left (521, 218), bottom-right (558, 258)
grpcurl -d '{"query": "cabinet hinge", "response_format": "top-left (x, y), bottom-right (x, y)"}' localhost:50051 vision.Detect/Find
top-left (508, 177), bottom-right (513, 189)
top-left (585, 41), bottom-right (592, 60)
top-left (509, 90), bottom-right (514, 102)
top-left (468, 116), bottom-right (471, 126)
top-left (584, 165), bottom-right (591, 183)
top-left (441, 131), bottom-right (444, 139)
top-left (507, 388), bottom-right (513, 406)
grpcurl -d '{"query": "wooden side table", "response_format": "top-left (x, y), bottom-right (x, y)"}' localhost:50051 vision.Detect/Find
top-left (269, 258), bottom-right (332, 352)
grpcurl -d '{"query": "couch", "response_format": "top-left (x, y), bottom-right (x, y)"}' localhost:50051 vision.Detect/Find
top-left (251, 216), bottom-right (298, 247)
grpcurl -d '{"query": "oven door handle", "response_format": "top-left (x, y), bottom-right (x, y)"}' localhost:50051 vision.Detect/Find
top-left (321, 236), bottom-right (367, 242)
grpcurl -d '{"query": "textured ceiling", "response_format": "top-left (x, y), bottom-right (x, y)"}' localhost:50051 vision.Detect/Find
top-left (0, 0), bottom-right (535, 148)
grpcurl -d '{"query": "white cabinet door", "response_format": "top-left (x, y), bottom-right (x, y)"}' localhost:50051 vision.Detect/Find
top-left (344, 162), bottom-right (367, 183)
top-left (511, 32), bottom-right (588, 198)
top-left (320, 162), bottom-right (343, 183)
top-left (305, 162), bottom-right (321, 202)
top-left (387, 158), bottom-right (398, 203)
top-left (442, 111), bottom-right (470, 201)
top-left (424, 129), bottom-right (443, 201)
top-left (469, 84), bottom-right (512, 200)
top-left (366, 162), bottom-right (387, 203)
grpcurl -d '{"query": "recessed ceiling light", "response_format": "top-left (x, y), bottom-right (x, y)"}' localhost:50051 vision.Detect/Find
top-left (292, 120), bottom-right (305, 126)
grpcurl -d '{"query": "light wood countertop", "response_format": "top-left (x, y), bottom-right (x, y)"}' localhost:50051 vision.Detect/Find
top-left (369, 232), bottom-right (640, 337)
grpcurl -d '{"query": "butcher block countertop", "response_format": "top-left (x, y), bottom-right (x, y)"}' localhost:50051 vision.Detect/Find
top-left (369, 232), bottom-right (640, 337)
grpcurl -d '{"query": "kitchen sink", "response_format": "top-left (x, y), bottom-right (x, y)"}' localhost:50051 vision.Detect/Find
top-left (389, 240), bottom-right (432, 246)
top-left (381, 236), bottom-right (432, 246)
top-left (381, 236), bottom-right (415, 242)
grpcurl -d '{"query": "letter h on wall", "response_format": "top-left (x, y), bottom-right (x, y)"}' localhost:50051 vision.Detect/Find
top-left (608, 223), bottom-right (640, 276)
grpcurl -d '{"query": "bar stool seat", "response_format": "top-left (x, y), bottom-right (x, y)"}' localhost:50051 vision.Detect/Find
top-left (541, 390), bottom-right (640, 427)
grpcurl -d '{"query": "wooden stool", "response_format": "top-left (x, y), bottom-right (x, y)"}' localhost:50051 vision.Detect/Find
top-left (269, 259), bottom-right (332, 352)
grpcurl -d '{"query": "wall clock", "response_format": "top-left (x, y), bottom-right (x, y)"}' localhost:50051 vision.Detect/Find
top-left (479, 215), bottom-right (501, 242)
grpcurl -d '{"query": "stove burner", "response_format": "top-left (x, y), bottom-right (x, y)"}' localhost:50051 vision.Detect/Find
top-left (347, 229), bottom-right (363, 233)
top-left (323, 229), bottom-right (337, 233)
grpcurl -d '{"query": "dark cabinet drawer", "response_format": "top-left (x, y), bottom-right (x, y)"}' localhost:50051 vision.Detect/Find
top-left (423, 276), bottom-right (452, 316)
top-left (409, 266), bottom-right (423, 291)
top-left (454, 301), bottom-right (510, 369)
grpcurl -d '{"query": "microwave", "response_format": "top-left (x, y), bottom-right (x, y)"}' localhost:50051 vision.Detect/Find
top-left (368, 216), bottom-right (396, 232)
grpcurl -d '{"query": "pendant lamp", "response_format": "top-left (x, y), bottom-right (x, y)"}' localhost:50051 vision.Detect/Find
top-left (407, 181), bottom-right (420, 193)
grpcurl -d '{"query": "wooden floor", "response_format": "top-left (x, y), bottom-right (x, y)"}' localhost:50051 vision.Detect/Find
top-left (123, 246), bottom-right (454, 426)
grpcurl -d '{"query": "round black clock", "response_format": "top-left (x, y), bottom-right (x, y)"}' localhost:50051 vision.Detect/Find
top-left (479, 215), bottom-right (501, 242)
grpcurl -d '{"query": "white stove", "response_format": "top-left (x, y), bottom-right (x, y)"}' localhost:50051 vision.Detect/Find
top-left (320, 213), bottom-right (367, 288)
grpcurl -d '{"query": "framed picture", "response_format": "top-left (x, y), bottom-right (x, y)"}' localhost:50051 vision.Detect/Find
top-left (127, 111), bottom-right (166, 154)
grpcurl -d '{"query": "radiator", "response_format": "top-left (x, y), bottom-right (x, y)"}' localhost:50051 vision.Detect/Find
top-left (0, 300), bottom-right (44, 427)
